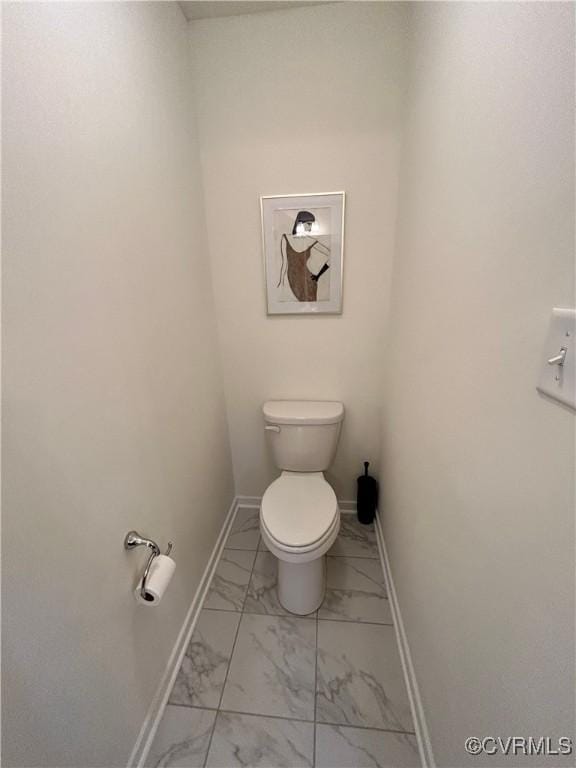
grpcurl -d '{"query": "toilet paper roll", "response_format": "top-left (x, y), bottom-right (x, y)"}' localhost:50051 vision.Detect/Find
top-left (134, 554), bottom-right (176, 606)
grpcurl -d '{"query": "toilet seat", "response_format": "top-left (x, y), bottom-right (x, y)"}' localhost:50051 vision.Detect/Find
top-left (261, 472), bottom-right (338, 551)
top-left (261, 511), bottom-right (340, 556)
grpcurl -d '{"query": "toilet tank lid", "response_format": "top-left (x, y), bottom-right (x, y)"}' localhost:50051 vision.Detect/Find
top-left (263, 400), bottom-right (344, 425)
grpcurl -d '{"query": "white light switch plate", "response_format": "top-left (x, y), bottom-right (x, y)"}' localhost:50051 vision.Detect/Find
top-left (537, 308), bottom-right (575, 410)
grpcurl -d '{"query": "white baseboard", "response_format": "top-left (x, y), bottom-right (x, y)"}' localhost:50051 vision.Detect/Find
top-left (234, 495), bottom-right (261, 508)
top-left (374, 512), bottom-right (435, 768)
top-left (127, 496), bottom-right (239, 768)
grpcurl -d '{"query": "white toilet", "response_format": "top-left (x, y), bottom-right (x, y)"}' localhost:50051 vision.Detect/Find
top-left (260, 400), bottom-right (344, 615)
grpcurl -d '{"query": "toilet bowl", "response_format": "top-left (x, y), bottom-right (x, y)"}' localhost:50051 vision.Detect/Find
top-left (260, 400), bottom-right (344, 615)
top-left (261, 472), bottom-right (340, 615)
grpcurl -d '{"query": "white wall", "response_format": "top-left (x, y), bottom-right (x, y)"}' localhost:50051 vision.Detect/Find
top-left (190, 2), bottom-right (407, 499)
top-left (2, 4), bottom-right (234, 766)
top-left (380, 4), bottom-right (575, 766)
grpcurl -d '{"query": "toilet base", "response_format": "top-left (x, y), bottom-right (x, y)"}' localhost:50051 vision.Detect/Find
top-left (278, 555), bottom-right (326, 615)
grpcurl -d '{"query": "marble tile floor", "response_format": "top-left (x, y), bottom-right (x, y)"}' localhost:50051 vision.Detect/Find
top-left (148, 509), bottom-right (420, 768)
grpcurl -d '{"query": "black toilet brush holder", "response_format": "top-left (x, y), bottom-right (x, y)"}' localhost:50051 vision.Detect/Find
top-left (356, 461), bottom-right (377, 525)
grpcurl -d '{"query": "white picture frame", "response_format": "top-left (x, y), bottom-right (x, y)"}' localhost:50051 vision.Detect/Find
top-left (261, 192), bottom-right (345, 315)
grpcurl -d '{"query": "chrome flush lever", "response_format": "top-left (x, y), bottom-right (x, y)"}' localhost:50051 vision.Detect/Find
top-left (265, 425), bottom-right (281, 433)
top-left (548, 347), bottom-right (567, 366)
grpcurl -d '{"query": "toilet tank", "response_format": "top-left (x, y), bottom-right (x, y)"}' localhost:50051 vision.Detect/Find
top-left (263, 400), bottom-right (344, 472)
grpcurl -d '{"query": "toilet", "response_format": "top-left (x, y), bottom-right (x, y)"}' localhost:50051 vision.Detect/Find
top-left (260, 400), bottom-right (344, 615)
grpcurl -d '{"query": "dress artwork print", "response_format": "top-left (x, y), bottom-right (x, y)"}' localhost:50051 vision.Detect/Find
top-left (276, 209), bottom-right (331, 303)
top-left (261, 193), bottom-right (344, 315)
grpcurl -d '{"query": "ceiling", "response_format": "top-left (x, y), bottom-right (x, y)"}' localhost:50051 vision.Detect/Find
top-left (179, 1), bottom-right (333, 21)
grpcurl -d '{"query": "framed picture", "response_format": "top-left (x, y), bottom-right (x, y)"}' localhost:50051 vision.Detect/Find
top-left (261, 191), bottom-right (345, 315)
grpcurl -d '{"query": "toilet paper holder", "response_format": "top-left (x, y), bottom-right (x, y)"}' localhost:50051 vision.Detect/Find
top-left (124, 530), bottom-right (173, 600)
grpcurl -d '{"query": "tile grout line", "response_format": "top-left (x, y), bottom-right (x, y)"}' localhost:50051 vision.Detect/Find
top-left (199, 516), bottom-right (262, 765)
top-left (239, 536), bottom-right (260, 616)
top-left (313, 565), bottom-right (320, 768)
top-left (167, 701), bottom-right (417, 737)
top-left (317, 616), bottom-right (393, 627)
top-left (222, 547), bottom-right (260, 553)
top-left (204, 605), bottom-right (394, 628)
top-left (200, 506), bottom-right (258, 768)
top-left (314, 720), bottom-right (418, 737)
